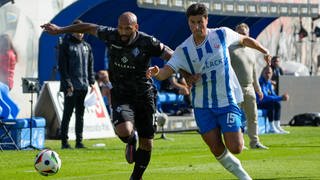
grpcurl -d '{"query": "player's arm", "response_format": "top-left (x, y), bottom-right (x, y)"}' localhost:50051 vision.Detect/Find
top-left (146, 65), bottom-right (175, 81)
top-left (159, 44), bottom-right (174, 61)
top-left (240, 36), bottom-right (271, 65)
top-left (41, 22), bottom-right (98, 36)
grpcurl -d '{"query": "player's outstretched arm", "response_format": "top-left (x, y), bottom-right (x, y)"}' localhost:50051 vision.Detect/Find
top-left (41, 22), bottom-right (99, 36)
top-left (240, 36), bottom-right (271, 65)
top-left (146, 65), bottom-right (174, 81)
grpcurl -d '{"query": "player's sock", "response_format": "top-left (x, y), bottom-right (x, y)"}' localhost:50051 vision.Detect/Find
top-left (268, 121), bottom-right (280, 134)
top-left (130, 148), bottom-right (151, 180)
top-left (216, 149), bottom-right (252, 180)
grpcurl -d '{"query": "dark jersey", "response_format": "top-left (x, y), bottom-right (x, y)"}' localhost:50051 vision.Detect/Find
top-left (97, 26), bottom-right (164, 104)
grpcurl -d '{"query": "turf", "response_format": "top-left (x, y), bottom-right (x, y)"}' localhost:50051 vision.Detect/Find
top-left (0, 126), bottom-right (319, 180)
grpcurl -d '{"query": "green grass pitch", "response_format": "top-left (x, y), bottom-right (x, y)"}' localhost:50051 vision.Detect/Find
top-left (0, 126), bottom-right (319, 180)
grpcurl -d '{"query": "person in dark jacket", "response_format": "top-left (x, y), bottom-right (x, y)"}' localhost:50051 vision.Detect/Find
top-left (58, 19), bottom-right (95, 149)
top-left (270, 56), bottom-right (284, 95)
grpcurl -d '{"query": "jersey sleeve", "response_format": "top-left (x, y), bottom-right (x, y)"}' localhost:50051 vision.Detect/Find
top-left (96, 25), bottom-right (117, 42)
top-left (223, 27), bottom-right (241, 47)
top-left (145, 36), bottom-right (163, 57)
top-left (166, 47), bottom-right (185, 73)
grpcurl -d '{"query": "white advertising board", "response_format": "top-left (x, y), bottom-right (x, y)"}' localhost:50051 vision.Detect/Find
top-left (35, 81), bottom-right (115, 139)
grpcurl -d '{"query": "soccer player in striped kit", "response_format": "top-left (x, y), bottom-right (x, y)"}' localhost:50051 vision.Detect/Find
top-left (146, 3), bottom-right (271, 180)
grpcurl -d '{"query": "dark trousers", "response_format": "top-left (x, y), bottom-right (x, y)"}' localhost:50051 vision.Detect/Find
top-left (258, 101), bottom-right (281, 122)
top-left (61, 89), bottom-right (87, 144)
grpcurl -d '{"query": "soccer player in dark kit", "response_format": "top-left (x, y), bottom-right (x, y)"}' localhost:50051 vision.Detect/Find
top-left (41, 12), bottom-right (174, 180)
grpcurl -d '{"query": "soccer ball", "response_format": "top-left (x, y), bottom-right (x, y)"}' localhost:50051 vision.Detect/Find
top-left (34, 149), bottom-right (61, 176)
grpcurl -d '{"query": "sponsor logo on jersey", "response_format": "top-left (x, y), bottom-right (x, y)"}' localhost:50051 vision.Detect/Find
top-left (121, 56), bottom-right (129, 63)
top-left (114, 62), bottom-right (136, 69)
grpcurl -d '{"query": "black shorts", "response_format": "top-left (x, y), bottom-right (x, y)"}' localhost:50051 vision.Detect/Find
top-left (112, 96), bottom-right (156, 139)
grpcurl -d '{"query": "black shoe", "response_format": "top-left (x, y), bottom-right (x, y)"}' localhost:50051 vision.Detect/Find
top-left (129, 175), bottom-right (142, 180)
top-left (125, 131), bottom-right (137, 164)
top-left (75, 142), bottom-right (86, 149)
top-left (61, 143), bottom-right (72, 149)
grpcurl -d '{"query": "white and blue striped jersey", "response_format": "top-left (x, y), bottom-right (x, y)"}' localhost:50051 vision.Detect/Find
top-left (167, 27), bottom-right (243, 108)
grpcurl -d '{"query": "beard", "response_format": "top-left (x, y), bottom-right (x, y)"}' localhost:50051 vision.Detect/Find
top-left (120, 35), bottom-right (130, 44)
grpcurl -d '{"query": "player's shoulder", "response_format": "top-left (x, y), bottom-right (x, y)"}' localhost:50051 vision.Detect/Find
top-left (208, 27), bottom-right (232, 35)
top-left (177, 35), bottom-right (193, 49)
top-left (137, 31), bottom-right (159, 43)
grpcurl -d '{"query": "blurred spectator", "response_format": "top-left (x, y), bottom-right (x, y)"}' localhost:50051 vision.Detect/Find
top-left (0, 34), bottom-right (18, 90)
top-left (230, 23), bottom-right (268, 149)
top-left (58, 20), bottom-right (95, 149)
top-left (258, 66), bottom-right (289, 134)
top-left (96, 70), bottom-right (112, 116)
top-left (160, 72), bottom-right (192, 115)
top-left (271, 56), bottom-right (284, 95)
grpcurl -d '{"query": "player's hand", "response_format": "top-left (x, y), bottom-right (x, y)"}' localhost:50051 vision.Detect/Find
top-left (40, 23), bottom-right (61, 35)
top-left (178, 86), bottom-right (190, 95)
top-left (66, 87), bottom-right (74, 97)
top-left (146, 66), bottom-right (159, 79)
top-left (264, 54), bottom-right (271, 66)
top-left (282, 92), bottom-right (289, 101)
top-left (257, 91), bottom-right (263, 101)
top-left (185, 73), bottom-right (201, 87)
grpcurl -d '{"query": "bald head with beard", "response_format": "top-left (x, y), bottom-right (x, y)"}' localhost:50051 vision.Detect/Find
top-left (117, 12), bottom-right (139, 44)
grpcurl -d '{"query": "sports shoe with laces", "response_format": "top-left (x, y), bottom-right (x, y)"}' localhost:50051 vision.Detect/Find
top-left (251, 142), bottom-right (269, 149)
top-left (125, 131), bottom-right (138, 164)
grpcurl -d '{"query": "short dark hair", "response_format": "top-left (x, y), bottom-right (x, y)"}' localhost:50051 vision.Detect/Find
top-left (186, 3), bottom-right (208, 18)
top-left (272, 56), bottom-right (280, 62)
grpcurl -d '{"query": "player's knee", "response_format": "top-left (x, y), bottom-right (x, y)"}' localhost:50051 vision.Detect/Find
top-left (228, 145), bottom-right (243, 154)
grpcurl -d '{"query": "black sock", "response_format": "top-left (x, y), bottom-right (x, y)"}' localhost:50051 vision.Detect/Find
top-left (131, 148), bottom-right (151, 180)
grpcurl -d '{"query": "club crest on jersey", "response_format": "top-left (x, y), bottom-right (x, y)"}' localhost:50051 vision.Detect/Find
top-left (213, 43), bottom-right (220, 48)
top-left (132, 48), bottom-right (140, 57)
top-left (121, 56), bottom-right (129, 63)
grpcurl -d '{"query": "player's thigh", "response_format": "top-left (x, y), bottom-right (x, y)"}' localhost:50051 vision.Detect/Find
top-left (223, 131), bottom-right (243, 154)
top-left (194, 108), bottom-right (218, 134)
top-left (201, 128), bottom-right (225, 156)
top-left (218, 111), bottom-right (243, 154)
top-left (112, 104), bottom-right (134, 136)
top-left (135, 102), bottom-right (156, 139)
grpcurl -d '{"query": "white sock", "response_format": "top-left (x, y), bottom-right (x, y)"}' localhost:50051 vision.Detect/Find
top-left (268, 121), bottom-right (280, 133)
top-left (216, 149), bottom-right (252, 180)
top-left (274, 120), bottom-right (289, 133)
